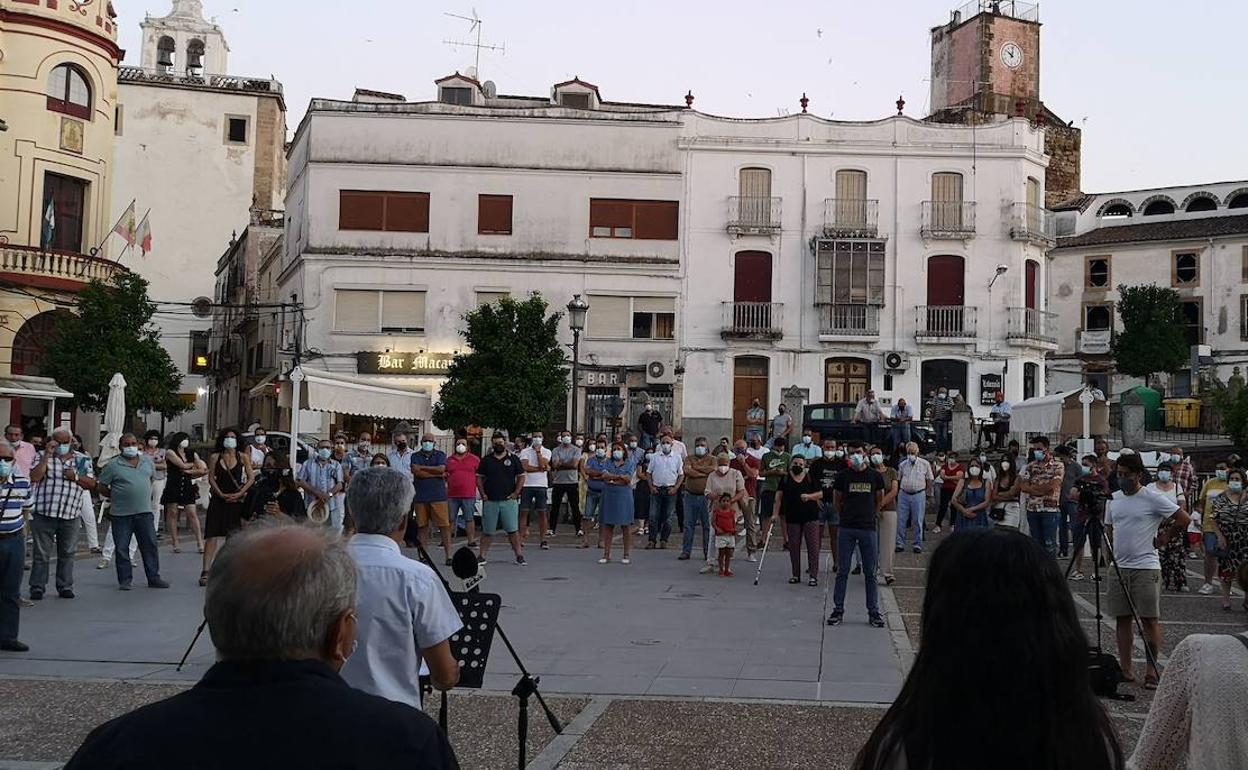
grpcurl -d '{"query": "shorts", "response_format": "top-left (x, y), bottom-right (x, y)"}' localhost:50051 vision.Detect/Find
top-left (482, 499), bottom-right (520, 535)
top-left (448, 498), bottom-right (478, 523)
top-left (415, 501), bottom-right (450, 528)
top-left (1187, 532), bottom-right (1201, 547)
top-left (715, 534), bottom-right (737, 549)
top-left (819, 501), bottom-right (839, 525)
top-left (1204, 532), bottom-right (1221, 554)
top-left (520, 487), bottom-right (548, 513)
top-left (1107, 568), bottom-right (1160, 619)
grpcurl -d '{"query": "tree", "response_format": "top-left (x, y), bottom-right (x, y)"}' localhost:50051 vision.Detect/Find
top-left (1112, 284), bottom-right (1189, 382)
top-left (432, 294), bottom-right (569, 434)
top-left (42, 272), bottom-right (188, 418)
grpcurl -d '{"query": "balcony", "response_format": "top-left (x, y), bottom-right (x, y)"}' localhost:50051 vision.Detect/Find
top-left (1077, 328), bottom-right (1114, 356)
top-left (0, 244), bottom-right (127, 290)
top-left (915, 305), bottom-right (978, 342)
top-left (722, 301), bottom-right (783, 339)
top-left (1009, 203), bottom-right (1056, 246)
top-left (727, 196), bottom-right (782, 235)
top-left (921, 201), bottom-right (976, 238)
top-left (822, 198), bottom-right (879, 237)
top-left (819, 304), bottom-right (880, 338)
top-left (1006, 307), bottom-right (1059, 348)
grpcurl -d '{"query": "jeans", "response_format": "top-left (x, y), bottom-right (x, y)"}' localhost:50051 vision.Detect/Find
top-left (759, 489), bottom-right (777, 524)
top-left (29, 514), bottom-right (78, 593)
top-left (448, 498), bottom-right (477, 532)
top-left (550, 483), bottom-right (582, 533)
top-left (1059, 499), bottom-right (1077, 555)
top-left (934, 420), bottom-right (950, 451)
top-left (640, 433), bottom-right (658, 451)
top-left (0, 534), bottom-right (23, 642)
top-left (110, 513), bottom-right (162, 587)
top-left (648, 487), bottom-right (676, 543)
top-left (890, 423), bottom-right (911, 450)
top-left (936, 486), bottom-right (956, 528)
top-left (788, 521), bottom-right (819, 579)
top-left (834, 527), bottom-right (880, 616)
top-left (584, 490), bottom-right (603, 523)
top-left (1028, 509), bottom-right (1060, 557)
top-left (896, 491), bottom-right (925, 549)
top-left (681, 493), bottom-right (710, 556)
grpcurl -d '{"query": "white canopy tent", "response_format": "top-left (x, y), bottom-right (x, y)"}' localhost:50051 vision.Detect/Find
top-left (1009, 388), bottom-right (1109, 437)
top-left (0, 375), bottom-right (72, 434)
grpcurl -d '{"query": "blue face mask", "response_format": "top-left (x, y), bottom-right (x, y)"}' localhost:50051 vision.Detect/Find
top-left (122, 446), bottom-right (139, 459)
top-left (1157, 470), bottom-right (1172, 483)
top-left (1033, 450), bottom-right (1046, 461)
top-left (317, 448), bottom-right (332, 460)
top-left (55, 444), bottom-right (70, 457)
top-left (0, 460), bottom-right (12, 478)
top-left (1230, 481), bottom-right (1244, 493)
top-left (422, 441), bottom-right (434, 452)
top-left (694, 446), bottom-right (707, 456)
top-left (1217, 470), bottom-right (1229, 481)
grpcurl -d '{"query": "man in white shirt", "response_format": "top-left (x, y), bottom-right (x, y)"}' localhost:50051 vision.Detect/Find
top-left (988, 392), bottom-right (1012, 450)
top-left (1104, 452), bottom-right (1189, 688)
top-left (518, 433), bottom-right (551, 551)
top-left (341, 466), bottom-right (462, 709)
top-left (895, 442), bottom-right (933, 553)
top-left (646, 436), bottom-right (684, 549)
top-left (852, 390), bottom-right (884, 425)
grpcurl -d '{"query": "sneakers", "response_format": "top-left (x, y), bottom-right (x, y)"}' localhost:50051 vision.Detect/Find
top-left (57, 589), bottom-right (74, 599)
top-left (894, 546), bottom-right (904, 553)
top-left (148, 579), bottom-right (170, 589)
top-left (545, 530), bottom-right (555, 538)
top-left (118, 584), bottom-right (132, 591)
top-left (540, 541), bottom-right (550, 550)
top-left (826, 611), bottom-right (844, 626)
top-left (621, 557), bottom-right (631, 565)
top-left (912, 546), bottom-right (922, 554)
top-left (96, 560), bottom-right (110, 570)
top-left (1198, 582), bottom-right (1216, 595)
top-left (699, 564), bottom-right (715, 574)
top-left (28, 589), bottom-right (43, 601)
top-left (932, 526), bottom-right (942, 534)
top-left (1070, 572), bottom-right (1086, 582)
top-left (677, 553), bottom-right (690, 561)
top-left (868, 614), bottom-right (886, 628)
top-left (746, 552), bottom-right (757, 562)
top-left (884, 575), bottom-right (895, 586)
top-left (515, 554), bottom-right (527, 566)
top-left (0, 639), bottom-right (29, 652)
top-left (477, 555), bottom-right (488, 565)
top-left (598, 557), bottom-right (610, 564)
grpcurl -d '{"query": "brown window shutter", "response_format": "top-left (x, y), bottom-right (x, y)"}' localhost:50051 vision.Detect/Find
top-left (590, 199), bottom-right (633, 230)
top-left (384, 192), bottom-right (429, 232)
top-left (339, 191), bottom-right (385, 230)
top-left (478, 195), bottom-right (513, 234)
top-left (634, 201), bottom-right (679, 240)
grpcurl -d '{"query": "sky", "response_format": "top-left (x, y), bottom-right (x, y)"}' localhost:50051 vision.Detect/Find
top-left (116, 0), bottom-right (1248, 193)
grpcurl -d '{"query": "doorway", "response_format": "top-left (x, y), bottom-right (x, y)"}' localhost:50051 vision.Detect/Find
top-left (733, 251), bottom-right (773, 332)
top-left (732, 356), bottom-right (769, 439)
top-left (42, 172), bottom-right (88, 253)
top-left (920, 359), bottom-right (968, 404)
top-left (926, 254), bottom-right (966, 335)
top-left (825, 358), bottom-right (871, 403)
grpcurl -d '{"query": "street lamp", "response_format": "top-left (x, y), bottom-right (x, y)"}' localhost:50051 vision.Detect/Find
top-left (566, 294), bottom-right (590, 431)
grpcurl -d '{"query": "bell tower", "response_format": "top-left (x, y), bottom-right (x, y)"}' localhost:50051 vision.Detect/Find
top-left (139, 0), bottom-right (230, 76)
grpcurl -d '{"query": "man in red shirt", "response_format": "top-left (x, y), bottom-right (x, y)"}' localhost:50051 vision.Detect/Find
top-left (730, 439), bottom-right (761, 561)
top-left (445, 439), bottom-right (481, 547)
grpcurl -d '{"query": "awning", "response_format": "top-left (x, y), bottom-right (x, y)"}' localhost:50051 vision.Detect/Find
top-left (247, 372), bottom-right (278, 399)
top-left (0, 375), bottom-right (73, 401)
top-left (280, 367), bottom-right (431, 421)
top-left (1010, 388), bottom-right (1109, 435)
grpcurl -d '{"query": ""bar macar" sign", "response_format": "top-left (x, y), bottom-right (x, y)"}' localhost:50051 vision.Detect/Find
top-left (356, 351), bottom-right (454, 376)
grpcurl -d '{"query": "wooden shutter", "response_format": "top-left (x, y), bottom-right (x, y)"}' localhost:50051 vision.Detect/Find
top-left (380, 291), bottom-right (425, 331)
top-left (585, 295), bottom-right (630, 338)
top-left (335, 290), bottom-right (379, 331)
top-left (932, 173), bottom-right (963, 203)
top-left (339, 191), bottom-right (385, 231)
top-left (475, 291), bottom-right (509, 306)
top-left (835, 170), bottom-right (867, 200)
top-left (632, 296), bottom-right (675, 313)
top-left (733, 252), bottom-right (772, 303)
top-left (634, 201), bottom-right (679, 240)
top-left (739, 168), bottom-right (771, 199)
top-left (478, 195), bottom-right (513, 234)
top-left (1025, 260), bottom-right (1039, 310)
top-left (589, 199), bottom-right (633, 236)
top-left (1026, 177), bottom-right (1040, 208)
top-left (927, 255), bottom-right (965, 306)
top-left (384, 192), bottom-right (429, 232)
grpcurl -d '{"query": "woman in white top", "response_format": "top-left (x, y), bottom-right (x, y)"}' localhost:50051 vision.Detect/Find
top-left (248, 426), bottom-right (271, 468)
top-left (1128, 630), bottom-right (1248, 769)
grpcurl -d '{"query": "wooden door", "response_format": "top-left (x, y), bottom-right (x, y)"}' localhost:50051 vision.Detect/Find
top-left (1025, 259), bottom-right (1038, 309)
top-left (825, 358), bottom-right (871, 404)
top-left (927, 255), bottom-right (965, 335)
top-left (739, 168), bottom-right (772, 226)
top-left (44, 172), bottom-right (86, 252)
top-left (931, 172), bottom-right (964, 230)
top-left (734, 252), bottom-right (771, 303)
top-left (733, 356), bottom-right (769, 440)
top-left (834, 170), bottom-right (868, 226)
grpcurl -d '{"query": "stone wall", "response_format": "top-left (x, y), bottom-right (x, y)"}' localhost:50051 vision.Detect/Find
top-left (1044, 123), bottom-right (1082, 209)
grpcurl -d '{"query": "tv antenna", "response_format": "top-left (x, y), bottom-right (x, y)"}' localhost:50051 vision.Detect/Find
top-left (443, 9), bottom-right (505, 74)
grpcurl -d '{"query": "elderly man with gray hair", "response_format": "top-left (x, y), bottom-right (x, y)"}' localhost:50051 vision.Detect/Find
top-left (63, 521), bottom-right (460, 769)
top-left (340, 466), bottom-right (462, 708)
top-left (28, 426), bottom-right (95, 600)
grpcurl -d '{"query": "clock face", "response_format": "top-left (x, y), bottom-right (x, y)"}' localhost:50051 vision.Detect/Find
top-left (1001, 42), bottom-right (1024, 70)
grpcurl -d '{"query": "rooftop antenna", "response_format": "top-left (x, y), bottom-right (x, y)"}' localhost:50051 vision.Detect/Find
top-left (443, 9), bottom-right (505, 74)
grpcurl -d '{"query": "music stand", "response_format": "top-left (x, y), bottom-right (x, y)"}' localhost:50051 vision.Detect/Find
top-left (446, 591), bottom-right (501, 688)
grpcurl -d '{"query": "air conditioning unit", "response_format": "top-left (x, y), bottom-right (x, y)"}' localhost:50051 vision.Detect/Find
top-left (884, 351), bottom-right (910, 372)
top-left (646, 359), bottom-right (677, 385)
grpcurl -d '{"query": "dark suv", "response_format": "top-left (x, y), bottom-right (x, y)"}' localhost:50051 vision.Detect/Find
top-left (800, 403), bottom-right (937, 455)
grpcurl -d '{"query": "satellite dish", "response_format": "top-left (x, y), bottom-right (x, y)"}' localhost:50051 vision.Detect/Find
top-left (191, 296), bottom-right (213, 318)
top-left (483, 80), bottom-right (497, 98)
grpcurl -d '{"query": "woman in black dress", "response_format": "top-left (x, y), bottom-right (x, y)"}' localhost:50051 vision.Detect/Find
top-left (244, 452), bottom-right (306, 521)
top-left (161, 432), bottom-right (206, 554)
top-left (202, 427), bottom-right (254, 586)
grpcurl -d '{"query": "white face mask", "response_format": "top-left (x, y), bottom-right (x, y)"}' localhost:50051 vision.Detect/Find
top-left (179, 439), bottom-right (189, 450)
top-left (969, 466), bottom-right (982, 477)
top-left (1000, 462), bottom-right (1010, 471)
top-left (823, 450), bottom-right (836, 460)
top-left (254, 435), bottom-right (267, 445)
top-left (717, 465), bottom-right (730, 475)
top-left (146, 438), bottom-right (159, 448)
top-left (455, 444), bottom-right (467, 454)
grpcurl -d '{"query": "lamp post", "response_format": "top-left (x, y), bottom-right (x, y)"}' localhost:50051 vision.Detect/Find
top-left (566, 294), bottom-right (590, 431)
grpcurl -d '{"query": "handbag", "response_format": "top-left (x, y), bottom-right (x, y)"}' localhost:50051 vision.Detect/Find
top-left (997, 501), bottom-right (1022, 528)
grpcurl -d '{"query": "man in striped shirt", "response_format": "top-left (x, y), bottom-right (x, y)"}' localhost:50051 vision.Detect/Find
top-left (28, 427), bottom-right (96, 601)
top-left (0, 440), bottom-right (34, 651)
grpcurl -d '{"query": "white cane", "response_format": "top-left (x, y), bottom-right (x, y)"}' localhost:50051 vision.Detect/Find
top-left (753, 520), bottom-right (775, 586)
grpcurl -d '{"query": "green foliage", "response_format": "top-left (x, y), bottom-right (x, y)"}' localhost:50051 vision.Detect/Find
top-left (432, 294), bottom-right (569, 434)
top-left (42, 272), bottom-right (188, 418)
top-left (1220, 388), bottom-right (1248, 448)
top-left (1112, 284), bottom-right (1189, 380)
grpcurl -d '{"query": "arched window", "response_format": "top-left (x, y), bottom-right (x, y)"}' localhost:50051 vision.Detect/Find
top-left (157, 35), bottom-right (176, 69)
top-left (1141, 197), bottom-right (1176, 216)
top-left (1184, 193), bottom-right (1218, 213)
top-left (46, 64), bottom-right (92, 120)
top-left (1227, 192), bottom-right (1248, 210)
top-left (1097, 199), bottom-right (1134, 219)
top-left (12, 311), bottom-right (72, 376)
top-left (186, 39), bottom-right (205, 76)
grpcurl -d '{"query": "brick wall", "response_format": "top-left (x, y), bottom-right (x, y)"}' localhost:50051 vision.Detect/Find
top-left (1044, 123), bottom-right (1082, 209)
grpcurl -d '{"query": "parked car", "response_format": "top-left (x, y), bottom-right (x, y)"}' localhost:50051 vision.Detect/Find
top-left (242, 431), bottom-right (314, 465)
top-left (801, 403), bottom-right (937, 455)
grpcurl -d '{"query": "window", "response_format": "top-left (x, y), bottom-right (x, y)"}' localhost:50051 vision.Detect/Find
top-left (333, 289), bottom-right (426, 333)
top-left (440, 86), bottom-right (473, 105)
top-left (46, 64), bottom-right (92, 120)
top-left (1100, 203), bottom-right (1132, 219)
top-left (833, 170), bottom-right (868, 227)
top-left (1181, 300), bottom-right (1203, 346)
top-left (930, 172), bottom-right (964, 229)
top-left (559, 92), bottom-right (591, 109)
top-left (477, 194), bottom-right (513, 235)
top-left (1186, 196), bottom-right (1217, 213)
top-left (189, 330), bottom-right (211, 374)
top-left (156, 35), bottom-right (176, 69)
top-left (114, 104), bottom-right (123, 136)
top-left (1023, 363), bottom-right (1038, 400)
top-left (1085, 256), bottom-right (1110, 289)
top-left (1172, 250), bottom-right (1199, 287)
top-left (225, 115), bottom-right (248, 144)
top-left (586, 295), bottom-right (675, 340)
top-left (815, 239), bottom-right (886, 305)
top-left (589, 199), bottom-right (678, 240)
top-left (475, 291), bottom-right (509, 307)
top-left (1143, 199), bottom-right (1175, 216)
top-left (41, 172), bottom-right (87, 253)
top-left (736, 168), bottom-right (774, 227)
top-left (1084, 303), bottom-right (1112, 331)
top-left (1229, 193), bottom-right (1248, 210)
top-left (1241, 295), bottom-right (1248, 340)
top-left (339, 190), bottom-right (430, 233)
top-left (1243, 246), bottom-right (1248, 284)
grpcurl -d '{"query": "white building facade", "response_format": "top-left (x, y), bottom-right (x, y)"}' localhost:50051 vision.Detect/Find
top-left (1047, 182), bottom-right (1248, 396)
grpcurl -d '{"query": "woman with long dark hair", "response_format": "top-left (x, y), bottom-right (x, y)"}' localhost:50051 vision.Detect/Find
top-left (854, 529), bottom-right (1123, 770)
top-left (201, 427), bottom-right (253, 585)
top-left (243, 452), bottom-right (306, 520)
top-left (161, 431), bottom-right (205, 554)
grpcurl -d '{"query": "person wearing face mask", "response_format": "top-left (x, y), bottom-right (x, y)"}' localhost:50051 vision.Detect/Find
top-left (989, 454), bottom-right (1024, 532)
top-left (1064, 454), bottom-right (1107, 580)
top-left (550, 432), bottom-right (587, 548)
top-left (637, 403), bottom-right (663, 451)
top-left (583, 441), bottom-right (610, 541)
top-left (872, 449), bottom-right (900, 584)
top-left (159, 432), bottom-right (206, 559)
top-left (387, 430), bottom-right (416, 484)
top-left (830, 444), bottom-right (886, 627)
top-left (810, 440), bottom-right (846, 571)
top-left (1020, 437), bottom-right (1065, 557)
top-left (348, 432), bottom-right (375, 479)
top-left (1210, 467), bottom-right (1248, 612)
top-left (1197, 462), bottom-right (1231, 594)
top-left (792, 430), bottom-right (821, 462)
top-left (929, 388), bottom-right (953, 452)
top-left (1167, 446), bottom-right (1196, 507)
top-left (680, 438), bottom-right (717, 562)
top-left (517, 432), bottom-right (552, 549)
top-left (141, 431), bottom-right (168, 537)
top-left (27, 427), bottom-right (96, 601)
top-left (96, 433), bottom-right (169, 592)
top-left (445, 438), bottom-right (480, 550)
top-left (745, 398), bottom-right (766, 445)
top-left (476, 434), bottom-right (526, 565)
top-left (729, 439), bottom-right (762, 560)
top-left (745, 435), bottom-right (767, 462)
top-left (774, 456), bottom-right (822, 586)
top-left (3, 425), bottom-right (36, 478)
top-left (204, 428), bottom-right (256, 585)
top-left (895, 442), bottom-right (933, 554)
top-left (410, 435), bottom-right (452, 563)
top-left (952, 460), bottom-right (991, 531)
top-left (1146, 461), bottom-right (1189, 592)
top-left (768, 403), bottom-right (793, 449)
top-left (0, 439), bottom-right (34, 651)
top-left (244, 453), bottom-right (307, 520)
top-left (932, 451), bottom-right (964, 534)
top-left (1104, 453), bottom-right (1188, 689)
top-left (596, 441), bottom-right (638, 564)
top-left (759, 438), bottom-right (792, 547)
top-left (247, 427), bottom-right (271, 469)
top-left (646, 438), bottom-right (684, 549)
top-left (703, 453), bottom-right (746, 572)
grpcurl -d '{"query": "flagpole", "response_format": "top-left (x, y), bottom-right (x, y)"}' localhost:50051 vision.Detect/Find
top-left (130, 209), bottom-right (152, 261)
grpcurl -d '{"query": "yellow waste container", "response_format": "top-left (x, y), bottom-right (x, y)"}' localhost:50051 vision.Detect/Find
top-left (1162, 398), bottom-right (1201, 430)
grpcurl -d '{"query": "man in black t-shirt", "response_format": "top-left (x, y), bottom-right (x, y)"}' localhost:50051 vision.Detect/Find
top-left (475, 434), bottom-right (525, 565)
top-left (829, 443), bottom-right (885, 628)
top-left (637, 404), bottom-right (663, 451)
top-left (809, 439), bottom-right (846, 571)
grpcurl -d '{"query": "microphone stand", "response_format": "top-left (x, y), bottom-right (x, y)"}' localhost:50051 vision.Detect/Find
top-left (414, 541), bottom-right (563, 770)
